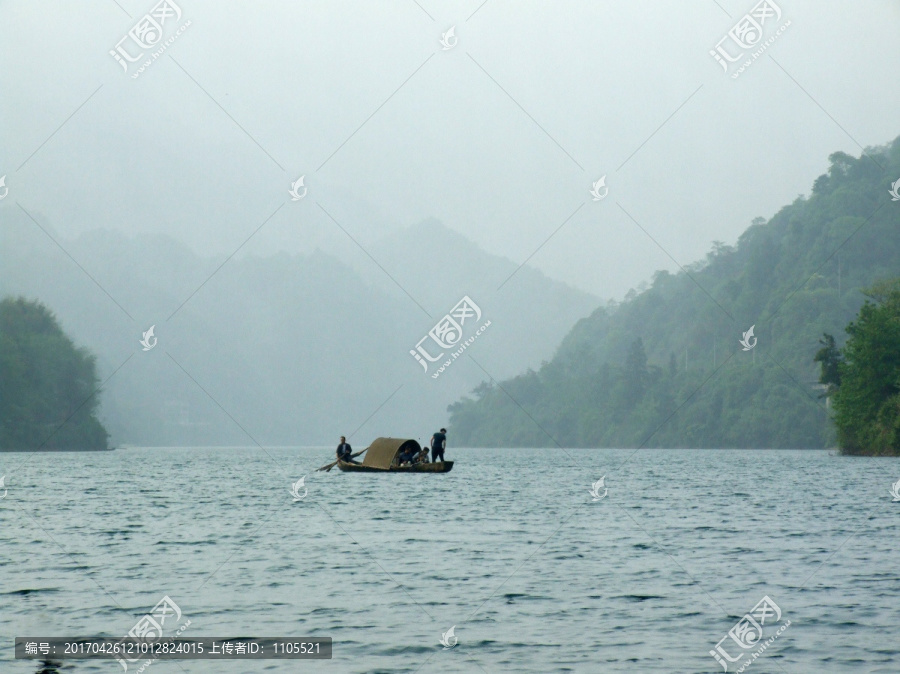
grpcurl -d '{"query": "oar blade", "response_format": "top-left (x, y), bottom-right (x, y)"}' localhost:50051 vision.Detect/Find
top-left (316, 459), bottom-right (337, 472)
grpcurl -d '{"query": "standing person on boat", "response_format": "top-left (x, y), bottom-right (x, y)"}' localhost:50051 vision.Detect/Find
top-left (336, 436), bottom-right (354, 463)
top-left (431, 428), bottom-right (447, 462)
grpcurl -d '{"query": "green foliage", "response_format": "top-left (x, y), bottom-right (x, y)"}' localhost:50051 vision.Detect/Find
top-left (0, 297), bottom-right (108, 450)
top-left (814, 333), bottom-right (842, 396)
top-left (831, 282), bottom-right (900, 455)
top-left (449, 136), bottom-right (900, 449)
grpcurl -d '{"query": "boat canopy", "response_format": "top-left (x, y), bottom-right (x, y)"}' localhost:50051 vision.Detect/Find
top-left (362, 437), bottom-right (421, 470)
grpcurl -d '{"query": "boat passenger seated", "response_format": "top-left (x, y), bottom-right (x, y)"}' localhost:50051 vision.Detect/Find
top-left (398, 446), bottom-right (417, 465)
top-left (336, 436), bottom-right (356, 463)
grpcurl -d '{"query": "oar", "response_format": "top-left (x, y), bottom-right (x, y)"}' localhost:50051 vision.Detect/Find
top-left (316, 447), bottom-right (367, 472)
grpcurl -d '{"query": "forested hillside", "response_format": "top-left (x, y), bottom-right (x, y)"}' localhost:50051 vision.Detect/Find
top-left (449, 137), bottom-right (900, 448)
top-left (0, 297), bottom-right (109, 450)
top-left (822, 279), bottom-right (900, 456)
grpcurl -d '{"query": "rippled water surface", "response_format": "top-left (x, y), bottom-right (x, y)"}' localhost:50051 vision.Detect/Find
top-left (1, 448), bottom-right (899, 673)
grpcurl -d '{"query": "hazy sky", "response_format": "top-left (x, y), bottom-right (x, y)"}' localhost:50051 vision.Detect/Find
top-left (2, 0), bottom-right (899, 300)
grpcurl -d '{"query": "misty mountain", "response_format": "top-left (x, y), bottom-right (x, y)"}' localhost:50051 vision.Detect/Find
top-left (448, 135), bottom-right (900, 448)
top-left (0, 213), bottom-right (596, 446)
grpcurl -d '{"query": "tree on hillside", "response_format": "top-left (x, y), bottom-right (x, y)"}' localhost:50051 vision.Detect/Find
top-left (827, 280), bottom-right (900, 456)
top-left (625, 338), bottom-right (649, 401)
top-left (0, 297), bottom-right (109, 450)
top-left (813, 334), bottom-right (842, 397)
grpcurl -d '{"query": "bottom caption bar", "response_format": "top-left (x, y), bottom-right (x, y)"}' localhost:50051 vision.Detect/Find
top-left (16, 638), bottom-right (332, 659)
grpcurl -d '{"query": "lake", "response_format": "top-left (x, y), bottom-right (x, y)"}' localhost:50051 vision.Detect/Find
top-left (1, 448), bottom-right (898, 672)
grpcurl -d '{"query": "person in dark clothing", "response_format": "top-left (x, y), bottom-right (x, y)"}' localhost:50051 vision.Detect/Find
top-left (336, 436), bottom-right (355, 463)
top-left (431, 428), bottom-right (447, 462)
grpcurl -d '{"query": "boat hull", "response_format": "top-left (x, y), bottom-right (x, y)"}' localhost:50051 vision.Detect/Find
top-left (337, 460), bottom-right (454, 473)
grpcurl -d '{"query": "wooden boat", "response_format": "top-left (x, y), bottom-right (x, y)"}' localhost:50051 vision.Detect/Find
top-left (337, 437), bottom-right (454, 473)
top-left (338, 459), bottom-right (453, 473)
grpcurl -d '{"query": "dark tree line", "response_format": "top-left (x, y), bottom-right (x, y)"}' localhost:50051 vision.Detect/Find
top-left (818, 279), bottom-right (900, 455)
top-left (0, 297), bottom-right (109, 450)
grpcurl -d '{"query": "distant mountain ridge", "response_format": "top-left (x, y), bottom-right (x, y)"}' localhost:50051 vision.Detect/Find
top-left (448, 135), bottom-right (900, 448)
top-left (0, 214), bottom-right (597, 446)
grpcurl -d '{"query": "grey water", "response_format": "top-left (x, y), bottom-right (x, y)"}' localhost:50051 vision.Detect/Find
top-left (1, 448), bottom-right (898, 673)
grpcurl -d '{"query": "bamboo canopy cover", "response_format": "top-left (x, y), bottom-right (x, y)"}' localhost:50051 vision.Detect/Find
top-left (362, 438), bottom-right (422, 470)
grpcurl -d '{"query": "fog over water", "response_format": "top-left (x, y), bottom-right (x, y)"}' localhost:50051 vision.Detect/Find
top-left (3, 1), bottom-right (899, 445)
top-left (2, 2), bottom-right (900, 672)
